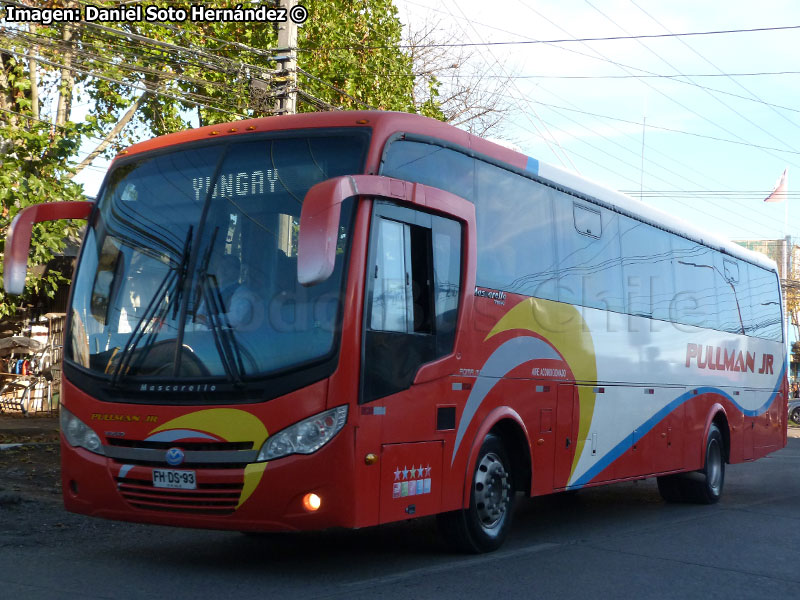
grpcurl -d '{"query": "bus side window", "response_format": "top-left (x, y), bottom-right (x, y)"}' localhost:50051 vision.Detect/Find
top-left (715, 255), bottom-right (748, 335)
top-left (747, 263), bottom-right (783, 341)
top-left (363, 204), bottom-right (462, 403)
top-left (555, 199), bottom-right (624, 314)
top-left (619, 217), bottom-right (673, 321)
top-left (369, 218), bottom-right (415, 333)
top-left (671, 237), bottom-right (719, 330)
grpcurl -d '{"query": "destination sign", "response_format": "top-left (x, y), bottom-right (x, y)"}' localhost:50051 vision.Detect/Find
top-left (192, 169), bottom-right (279, 201)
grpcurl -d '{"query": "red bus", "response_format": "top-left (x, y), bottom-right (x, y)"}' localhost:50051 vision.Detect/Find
top-left (5, 111), bottom-right (787, 552)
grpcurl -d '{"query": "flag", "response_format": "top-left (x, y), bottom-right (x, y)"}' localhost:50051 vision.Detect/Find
top-left (764, 168), bottom-right (788, 202)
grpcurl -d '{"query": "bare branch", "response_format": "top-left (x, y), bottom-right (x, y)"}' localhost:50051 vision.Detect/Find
top-left (69, 90), bottom-right (149, 178)
top-left (404, 17), bottom-right (512, 137)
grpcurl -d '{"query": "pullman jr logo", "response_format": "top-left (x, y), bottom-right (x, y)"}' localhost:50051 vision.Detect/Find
top-left (685, 343), bottom-right (774, 375)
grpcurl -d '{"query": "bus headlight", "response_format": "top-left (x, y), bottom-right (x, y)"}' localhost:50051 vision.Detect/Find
top-left (257, 405), bottom-right (347, 461)
top-left (60, 407), bottom-right (105, 455)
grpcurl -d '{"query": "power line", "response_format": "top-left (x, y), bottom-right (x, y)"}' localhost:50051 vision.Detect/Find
top-left (0, 42), bottom-right (253, 119)
top-left (517, 1), bottom-right (800, 171)
top-left (403, 0), bottom-right (800, 237)
top-left (485, 1), bottom-right (798, 237)
top-left (1, 13), bottom-right (353, 119)
top-left (629, 0), bottom-right (800, 136)
top-left (295, 67), bottom-right (376, 110)
top-left (400, 0), bottom-right (800, 120)
top-left (1, 28), bottom-right (241, 97)
top-left (520, 90), bottom-right (800, 156)
top-left (519, 110), bottom-right (783, 238)
top-left (428, 70), bottom-right (800, 80)
top-left (584, 0), bottom-right (800, 156)
top-left (400, 1), bottom-right (798, 234)
top-left (442, 1), bottom-right (577, 170)
top-left (299, 23), bottom-right (800, 52)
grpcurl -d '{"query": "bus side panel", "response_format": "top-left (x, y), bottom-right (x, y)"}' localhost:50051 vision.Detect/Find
top-left (753, 390), bottom-right (785, 458)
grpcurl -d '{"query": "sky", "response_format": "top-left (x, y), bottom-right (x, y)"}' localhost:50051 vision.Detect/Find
top-left (75, 0), bottom-right (800, 244)
top-left (395, 0), bottom-right (800, 244)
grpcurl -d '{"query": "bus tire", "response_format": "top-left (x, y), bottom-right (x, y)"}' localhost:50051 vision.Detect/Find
top-left (437, 434), bottom-right (515, 553)
top-left (657, 424), bottom-right (726, 504)
top-left (686, 423), bottom-right (725, 504)
top-left (656, 474), bottom-right (687, 503)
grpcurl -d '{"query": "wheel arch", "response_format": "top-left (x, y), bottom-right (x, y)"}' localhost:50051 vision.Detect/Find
top-left (460, 407), bottom-right (532, 506)
top-left (704, 403), bottom-right (731, 463)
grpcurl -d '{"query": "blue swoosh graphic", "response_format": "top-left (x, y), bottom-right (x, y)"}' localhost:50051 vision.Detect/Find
top-left (570, 364), bottom-right (786, 489)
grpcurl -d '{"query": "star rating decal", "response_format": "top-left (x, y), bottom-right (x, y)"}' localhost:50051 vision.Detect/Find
top-left (391, 464), bottom-right (433, 499)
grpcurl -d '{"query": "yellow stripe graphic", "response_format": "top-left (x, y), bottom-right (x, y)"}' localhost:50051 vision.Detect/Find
top-left (486, 298), bottom-right (597, 480)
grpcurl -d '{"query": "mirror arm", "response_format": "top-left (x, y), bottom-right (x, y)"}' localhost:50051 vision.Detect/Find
top-left (298, 176), bottom-right (433, 287)
top-left (4, 201), bottom-right (94, 295)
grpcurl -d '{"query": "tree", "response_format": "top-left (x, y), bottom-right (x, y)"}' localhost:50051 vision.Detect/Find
top-left (0, 50), bottom-right (86, 319)
top-left (404, 18), bottom-right (512, 137)
top-left (0, 0), bottom-right (473, 316)
top-left (786, 244), bottom-right (800, 343)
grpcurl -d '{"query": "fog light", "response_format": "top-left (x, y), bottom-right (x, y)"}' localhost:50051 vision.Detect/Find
top-left (302, 493), bottom-right (321, 512)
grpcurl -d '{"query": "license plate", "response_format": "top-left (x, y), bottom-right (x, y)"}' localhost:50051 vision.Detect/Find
top-left (152, 468), bottom-right (197, 490)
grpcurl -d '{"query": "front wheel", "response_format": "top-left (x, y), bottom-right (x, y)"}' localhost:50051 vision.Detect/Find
top-left (791, 407), bottom-right (800, 424)
top-left (437, 434), bottom-right (515, 553)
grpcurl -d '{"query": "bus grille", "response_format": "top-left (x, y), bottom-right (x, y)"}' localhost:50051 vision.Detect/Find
top-left (115, 476), bottom-right (244, 515)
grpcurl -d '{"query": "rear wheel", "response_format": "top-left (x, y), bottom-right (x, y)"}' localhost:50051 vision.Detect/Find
top-left (437, 434), bottom-right (515, 553)
top-left (791, 407), bottom-right (800, 424)
top-left (656, 474), bottom-right (687, 503)
top-left (657, 423), bottom-right (725, 504)
top-left (689, 423), bottom-right (725, 504)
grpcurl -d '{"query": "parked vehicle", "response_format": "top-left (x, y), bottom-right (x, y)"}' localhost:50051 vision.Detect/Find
top-left (789, 399), bottom-right (800, 424)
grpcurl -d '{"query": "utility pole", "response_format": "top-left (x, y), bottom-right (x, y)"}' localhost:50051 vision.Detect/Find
top-left (275, 0), bottom-right (298, 256)
top-left (274, 0), bottom-right (298, 115)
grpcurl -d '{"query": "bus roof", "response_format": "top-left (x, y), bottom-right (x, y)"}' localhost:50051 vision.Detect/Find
top-left (119, 110), bottom-right (778, 274)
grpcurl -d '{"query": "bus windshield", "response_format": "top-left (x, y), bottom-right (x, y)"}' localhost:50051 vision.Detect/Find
top-left (66, 131), bottom-right (367, 382)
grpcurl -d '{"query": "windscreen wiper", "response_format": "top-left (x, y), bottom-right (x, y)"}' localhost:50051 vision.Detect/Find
top-left (109, 268), bottom-right (177, 383)
top-left (190, 227), bottom-right (218, 323)
top-left (171, 225), bottom-right (194, 320)
top-left (200, 275), bottom-right (245, 385)
top-left (110, 226), bottom-right (193, 384)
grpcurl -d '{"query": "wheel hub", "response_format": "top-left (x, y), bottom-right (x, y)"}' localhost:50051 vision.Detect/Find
top-left (707, 438), bottom-right (722, 494)
top-left (474, 452), bottom-right (511, 529)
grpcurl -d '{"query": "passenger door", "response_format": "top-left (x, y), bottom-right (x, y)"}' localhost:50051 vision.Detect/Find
top-left (360, 201), bottom-right (464, 523)
top-left (361, 202), bottom-right (462, 405)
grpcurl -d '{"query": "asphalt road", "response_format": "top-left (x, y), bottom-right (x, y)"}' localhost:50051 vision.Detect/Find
top-left (1, 439), bottom-right (799, 600)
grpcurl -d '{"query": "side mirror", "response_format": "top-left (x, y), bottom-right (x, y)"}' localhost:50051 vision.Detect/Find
top-left (3, 201), bottom-right (94, 295)
top-left (297, 175), bottom-right (427, 286)
top-left (297, 176), bottom-right (358, 287)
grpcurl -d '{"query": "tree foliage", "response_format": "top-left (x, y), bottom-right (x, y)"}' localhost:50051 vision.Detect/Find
top-left (404, 17), bottom-right (511, 136)
top-left (0, 51), bottom-right (86, 318)
top-left (0, 0), bottom-right (425, 317)
top-left (0, 0), bottom-right (502, 317)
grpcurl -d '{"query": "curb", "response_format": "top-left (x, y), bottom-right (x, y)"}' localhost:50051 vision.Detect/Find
top-left (0, 441), bottom-right (59, 450)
